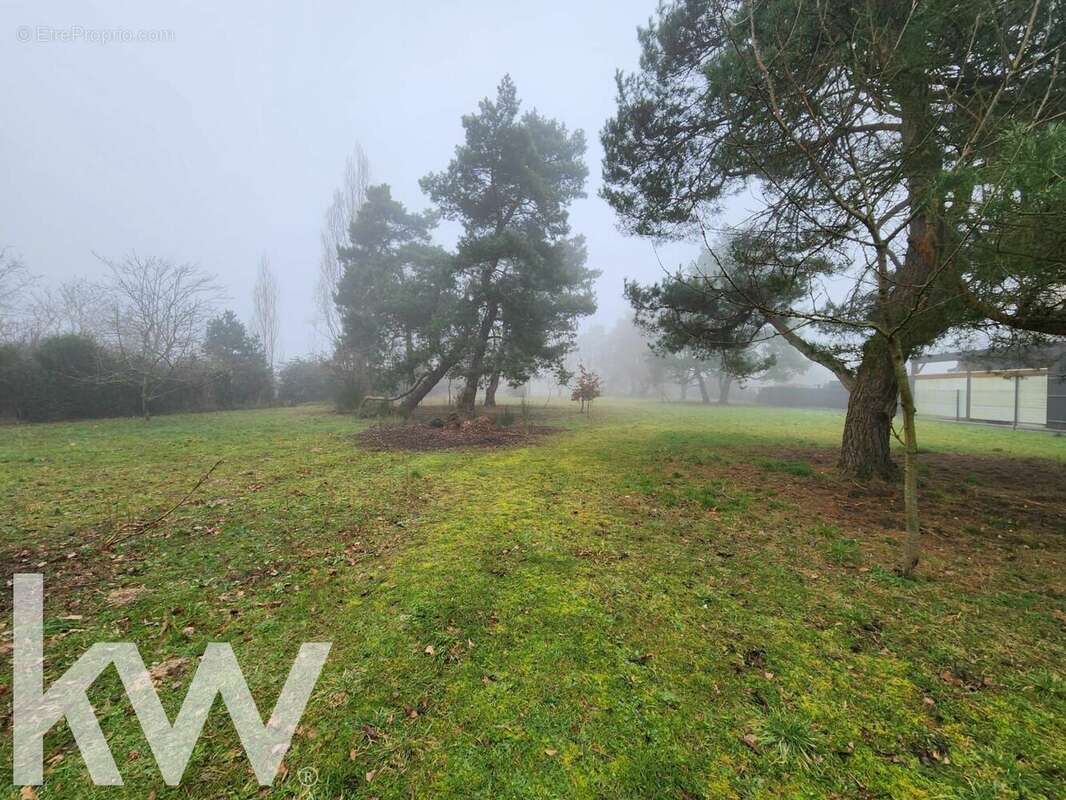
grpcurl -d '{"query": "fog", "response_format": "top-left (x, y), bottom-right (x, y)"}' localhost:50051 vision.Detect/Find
top-left (0, 0), bottom-right (742, 360)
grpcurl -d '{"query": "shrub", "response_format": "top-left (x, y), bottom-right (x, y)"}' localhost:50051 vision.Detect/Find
top-left (278, 357), bottom-right (333, 405)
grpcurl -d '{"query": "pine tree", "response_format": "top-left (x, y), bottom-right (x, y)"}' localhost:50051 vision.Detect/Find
top-left (601, 0), bottom-right (1064, 480)
top-left (422, 76), bottom-right (596, 415)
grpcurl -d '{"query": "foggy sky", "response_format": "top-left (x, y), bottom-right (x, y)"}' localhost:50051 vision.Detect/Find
top-left (2, 1), bottom-right (753, 360)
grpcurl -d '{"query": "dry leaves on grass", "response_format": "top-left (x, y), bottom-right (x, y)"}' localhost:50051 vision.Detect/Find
top-left (106, 585), bottom-right (147, 607)
top-left (148, 656), bottom-right (191, 688)
top-left (356, 421), bottom-right (557, 452)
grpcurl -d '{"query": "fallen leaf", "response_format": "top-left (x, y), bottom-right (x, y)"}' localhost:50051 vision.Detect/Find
top-left (940, 670), bottom-right (962, 687)
top-left (361, 723), bottom-right (384, 742)
top-left (107, 586), bottom-right (147, 608)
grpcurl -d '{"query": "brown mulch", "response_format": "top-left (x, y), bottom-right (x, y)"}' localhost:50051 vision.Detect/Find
top-left (356, 420), bottom-right (559, 452)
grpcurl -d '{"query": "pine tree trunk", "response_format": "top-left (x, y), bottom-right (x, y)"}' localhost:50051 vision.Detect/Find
top-left (483, 370), bottom-right (501, 407)
top-left (458, 303), bottom-right (499, 416)
top-left (456, 379), bottom-right (478, 415)
top-left (695, 370), bottom-right (711, 404)
top-left (839, 340), bottom-right (899, 480)
top-left (718, 375), bottom-right (733, 405)
top-left (399, 358), bottom-right (456, 416)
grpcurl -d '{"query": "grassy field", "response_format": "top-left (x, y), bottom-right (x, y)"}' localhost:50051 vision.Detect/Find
top-left (1, 401), bottom-right (1064, 799)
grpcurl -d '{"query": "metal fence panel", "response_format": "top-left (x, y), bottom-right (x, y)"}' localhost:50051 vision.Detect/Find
top-left (969, 374), bottom-right (1017, 423)
top-left (914, 370), bottom-right (1049, 427)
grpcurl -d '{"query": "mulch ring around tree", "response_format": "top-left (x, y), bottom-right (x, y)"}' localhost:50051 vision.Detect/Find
top-left (356, 413), bottom-right (559, 452)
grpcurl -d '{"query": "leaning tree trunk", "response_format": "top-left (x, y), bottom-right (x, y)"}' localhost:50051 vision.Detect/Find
top-left (483, 370), bottom-right (501, 407)
top-left (695, 370), bottom-right (711, 404)
top-left (399, 358), bottom-right (456, 417)
top-left (839, 340), bottom-right (899, 480)
top-left (718, 375), bottom-right (733, 405)
top-left (457, 302), bottom-right (499, 416)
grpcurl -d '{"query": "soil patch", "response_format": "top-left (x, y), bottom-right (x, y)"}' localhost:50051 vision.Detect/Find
top-left (733, 447), bottom-right (1066, 543)
top-left (356, 417), bottom-right (559, 452)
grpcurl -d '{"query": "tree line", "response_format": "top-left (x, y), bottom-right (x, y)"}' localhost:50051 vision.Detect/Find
top-left (575, 314), bottom-right (810, 405)
top-left (1, 77), bottom-right (600, 423)
top-left (0, 251), bottom-right (329, 421)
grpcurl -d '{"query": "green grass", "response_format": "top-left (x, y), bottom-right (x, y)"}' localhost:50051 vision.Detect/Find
top-left (1, 401), bottom-right (1064, 798)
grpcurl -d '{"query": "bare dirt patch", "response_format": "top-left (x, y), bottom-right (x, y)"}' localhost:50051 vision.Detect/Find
top-left (736, 447), bottom-right (1066, 541)
top-left (694, 446), bottom-right (1066, 587)
top-left (356, 415), bottom-right (559, 452)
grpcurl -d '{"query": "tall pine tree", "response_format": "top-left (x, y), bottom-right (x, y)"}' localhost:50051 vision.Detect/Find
top-left (422, 76), bottom-right (596, 414)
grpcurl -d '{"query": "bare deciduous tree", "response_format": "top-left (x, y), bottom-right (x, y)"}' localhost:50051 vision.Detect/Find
top-left (19, 278), bottom-right (107, 344)
top-left (252, 255), bottom-right (281, 373)
top-left (314, 144), bottom-right (370, 351)
top-left (0, 247), bottom-right (34, 341)
top-left (97, 253), bottom-right (220, 420)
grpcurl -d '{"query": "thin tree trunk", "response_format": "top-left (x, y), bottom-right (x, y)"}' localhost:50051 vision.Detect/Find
top-left (839, 340), bottom-right (899, 480)
top-left (695, 370), bottom-right (711, 404)
top-left (483, 370), bottom-right (501, 407)
top-left (718, 374), bottom-right (733, 405)
top-left (141, 377), bottom-right (151, 421)
top-left (889, 337), bottom-right (921, 575)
